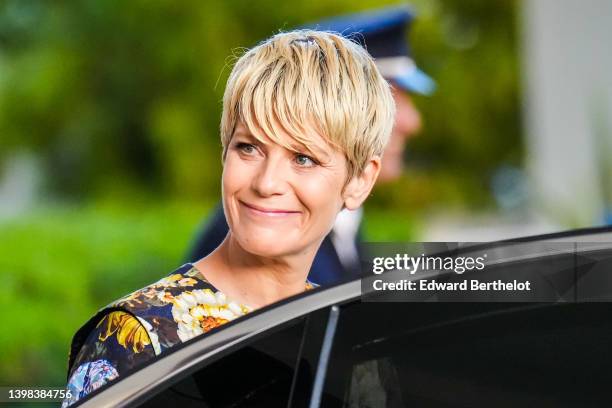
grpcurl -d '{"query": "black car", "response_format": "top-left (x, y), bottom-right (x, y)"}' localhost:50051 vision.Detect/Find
top-left (76, 227), bottom-right (612, 408)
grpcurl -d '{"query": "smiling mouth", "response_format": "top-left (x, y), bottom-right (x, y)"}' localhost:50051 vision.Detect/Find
top-left (240, 201), bottom-right (301, 217)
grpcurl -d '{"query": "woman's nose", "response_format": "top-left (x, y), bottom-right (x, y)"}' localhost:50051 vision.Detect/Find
top-left (251, 155), bottom-right (288, 197)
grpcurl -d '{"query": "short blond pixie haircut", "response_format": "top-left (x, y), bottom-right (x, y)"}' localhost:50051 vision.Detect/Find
top-left (220, 29), bottom-right (395, 179)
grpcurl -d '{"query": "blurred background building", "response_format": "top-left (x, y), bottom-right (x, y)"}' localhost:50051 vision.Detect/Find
top-left (1, 0), bottom-right (611, 393)
top-left (523, 0), bottom-right (612, 228)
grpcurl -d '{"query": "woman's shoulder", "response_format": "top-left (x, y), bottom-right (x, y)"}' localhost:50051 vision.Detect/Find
top-left (107, 263), bottom-right (218, 320)
top-left (105, 263), bottom-right (252, 345)
top-left (63, 309), bottom-right (155, 406)
top-left (68, 263), bottom-right (251, 375)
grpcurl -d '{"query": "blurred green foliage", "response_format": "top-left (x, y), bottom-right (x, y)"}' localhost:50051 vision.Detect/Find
top-left (0, 0), bottom-right (521, 209)
top-left (404, 0), bottom-right (522, 210)
top-left (0, 200), bottom-right (210, 386)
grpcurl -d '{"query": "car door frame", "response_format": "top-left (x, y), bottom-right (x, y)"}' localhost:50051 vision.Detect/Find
top-left (76, 225), bottom-right (612, 407)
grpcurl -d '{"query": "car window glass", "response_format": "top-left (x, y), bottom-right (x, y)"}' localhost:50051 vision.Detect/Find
top-left (138, 317), bottom-right (306, 408)
top-left (325, 301), bottom-right (612, 408)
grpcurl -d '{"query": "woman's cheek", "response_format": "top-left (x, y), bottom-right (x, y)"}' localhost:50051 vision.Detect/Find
top-left (295, 172), bottom-right (342, 211)
top-left (223, 155), bottom-right (248, 191)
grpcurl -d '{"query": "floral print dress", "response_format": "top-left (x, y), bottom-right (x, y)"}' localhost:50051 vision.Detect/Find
top-left (62, 263), bottom-right (315, 407)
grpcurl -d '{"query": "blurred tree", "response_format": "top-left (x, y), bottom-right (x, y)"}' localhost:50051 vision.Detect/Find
top-left (400, 0), bottom-right (522, 211)
top-left (0, 0), bottom-right (521, 210)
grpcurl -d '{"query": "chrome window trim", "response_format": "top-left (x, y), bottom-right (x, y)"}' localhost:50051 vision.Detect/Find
top-left (308, 305), bottom-right (340, 408)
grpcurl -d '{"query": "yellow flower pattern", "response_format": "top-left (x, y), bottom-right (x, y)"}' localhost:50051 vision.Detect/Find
top-left (97, 312), bottom-right (151, 353)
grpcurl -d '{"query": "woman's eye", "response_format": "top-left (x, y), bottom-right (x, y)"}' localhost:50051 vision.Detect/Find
top-left (295, 154), bottom-right (317, 167)
top-left (236, 143), bottom-right (256, 154)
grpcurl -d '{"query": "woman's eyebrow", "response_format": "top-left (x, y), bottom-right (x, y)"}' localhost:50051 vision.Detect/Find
top-left (289, 141), bottom-right (332, 161)
top-left (233, 130), bottom-right (257, 141)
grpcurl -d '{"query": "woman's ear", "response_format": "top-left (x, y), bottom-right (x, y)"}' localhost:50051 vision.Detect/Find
top-left (342, 156), bottom-right (381, 210)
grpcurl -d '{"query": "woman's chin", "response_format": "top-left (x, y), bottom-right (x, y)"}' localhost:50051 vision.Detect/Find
top-left (241, 241), bottom-right (296, 258)
top-left (233, 230), bottom-right (305, 258)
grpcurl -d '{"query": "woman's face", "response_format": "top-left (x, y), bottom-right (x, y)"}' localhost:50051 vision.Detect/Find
top-left (222, 120), bottom-right (348, 258)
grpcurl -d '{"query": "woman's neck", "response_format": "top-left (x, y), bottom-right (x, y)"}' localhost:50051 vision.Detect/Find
top-left (194, 233), bottom-right (316, 309)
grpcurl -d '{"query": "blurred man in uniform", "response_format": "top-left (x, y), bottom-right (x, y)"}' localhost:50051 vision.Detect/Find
top-left (186, 5), bottom-right (435, 285)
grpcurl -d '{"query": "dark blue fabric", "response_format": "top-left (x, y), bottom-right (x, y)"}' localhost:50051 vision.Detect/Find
top-left (186, 204), bottom-right (360, 286)
top-left (300, 5), bottom-right (435, 95)
top-left (303, 5), bottom-right (415, 59)
top-left (186, 202), bottom-right (229, 261)
top-left (308, 234), bottom-right (353, 285)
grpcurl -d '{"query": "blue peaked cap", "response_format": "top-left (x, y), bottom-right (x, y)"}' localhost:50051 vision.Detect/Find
top-left (303, 5), bottom-right (435, 95)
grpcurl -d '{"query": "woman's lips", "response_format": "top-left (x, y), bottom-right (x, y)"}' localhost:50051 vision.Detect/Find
top-left (240, 201), bottom-right (300, 217)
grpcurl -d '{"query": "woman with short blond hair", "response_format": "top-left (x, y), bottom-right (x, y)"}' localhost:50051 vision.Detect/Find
top-left (63, 29), bottom-right (395, 406)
